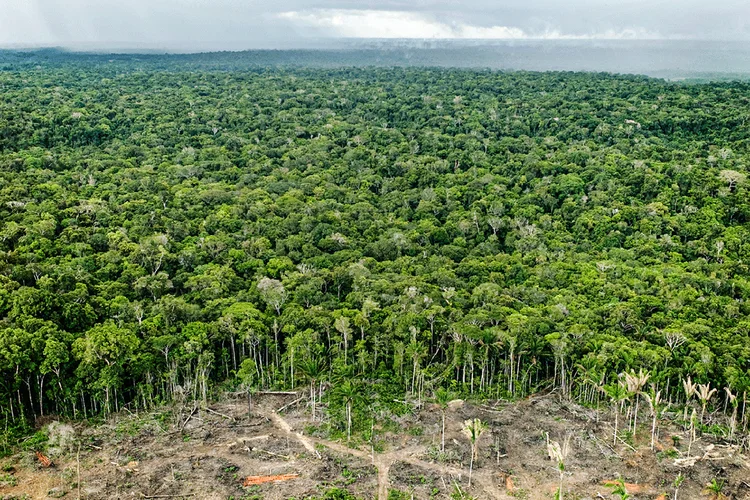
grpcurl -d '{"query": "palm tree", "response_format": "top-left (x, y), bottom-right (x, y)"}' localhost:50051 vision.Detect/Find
top-left (602, 381), bottom-right (629, 446)
top-left (682, 376), bottom-right (697, 428)
top-left (546, 432), bottom-right (572, 500)
top-left (602, 380), bottom-right (628, 446)
top-left (624, 369), bottom-right (649, 438)
top-left (462, 418), bottom-right (487, 487)
top-left (643, 386), bottom-right (664, 450)
top-left (724, 387), bottom-right (738, 439)
top-left (297, 358), bottom-right (325, 421)
top-left (334, 380), bottom-right (361, 443)
top-left (434, 387), bottom-right (455, 452)
top-left (696, 383), bottom-right (717, 425)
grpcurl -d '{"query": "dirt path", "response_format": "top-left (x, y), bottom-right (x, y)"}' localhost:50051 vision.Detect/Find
top-left (262, 407), bottom-right (505, 499)
top-left (263, 410), bottom-right (321, 458)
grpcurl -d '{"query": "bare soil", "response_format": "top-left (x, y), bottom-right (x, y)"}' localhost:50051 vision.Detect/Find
top-left (2, 393), bottom-right (749, 499)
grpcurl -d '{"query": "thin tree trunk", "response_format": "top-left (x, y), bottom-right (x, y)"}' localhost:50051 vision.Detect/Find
top-left (247, 390), bottom-right (253, 418)
top-left (38, 375), bottom-right (45, 417)
top-left (613, 409), bottom-right (618, 447)
top-left (441, 411), bottom-right (446, 452)
top-left (468, 448), bottom-right (474, 487)
top-left (346, 402), bottom-right (352, 443)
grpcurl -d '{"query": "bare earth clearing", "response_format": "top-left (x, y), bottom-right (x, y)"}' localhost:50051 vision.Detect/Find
top-left (2, 393), bottom-right (750, 499)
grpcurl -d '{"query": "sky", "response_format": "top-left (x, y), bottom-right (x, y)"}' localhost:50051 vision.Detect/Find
top-left (1, 0), bottom-right (749, 49)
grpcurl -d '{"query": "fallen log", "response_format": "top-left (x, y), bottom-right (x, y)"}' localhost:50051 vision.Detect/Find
top-left (180, 404), bottom-right (198, 431)
top-left (242, 473), bottom-right (299, 486)
top-left (216, 421), bottom-right (264, 428)
top-left (248, 447), bottom-right (291, 460)
top-left (277, 397), bottom-right (305, 413)
top-left (205, 407), bottom-right (235, 421)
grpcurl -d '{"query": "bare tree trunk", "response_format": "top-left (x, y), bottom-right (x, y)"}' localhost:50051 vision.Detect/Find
top-left (346, 402), bottom-right (352, 443)
top-left (38, 374), bottom-right (45, 417)
top-left (613, 409), bottom-right (618, 447)
top-left (247, 387), bottom-right (253, 418)
top-left (468, 448), bottom-right (474, 487)
top-left (441, 411), bottom-right (446, 452)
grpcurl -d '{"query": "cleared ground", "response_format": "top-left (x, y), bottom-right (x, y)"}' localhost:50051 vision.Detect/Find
top-left (2, 393), bottom-right (749, 499)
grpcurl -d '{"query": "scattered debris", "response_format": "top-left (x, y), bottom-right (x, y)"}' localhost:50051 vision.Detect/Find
top-left (35, 451), bottom-right (53, 468)
top-left (245, 446), bottom-right (291, 460)
top-left (139, 494), bottom-right (196, 499)
top-left (242, 473), bottom-right (299, 486)
top-left (601, 481), bottom-right (653, 495)
top-left (504, 474), bottom-right (515, 493)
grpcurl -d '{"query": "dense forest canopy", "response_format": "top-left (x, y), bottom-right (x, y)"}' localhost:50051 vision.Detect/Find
top-left (1, 54), bottom-right (750, 441)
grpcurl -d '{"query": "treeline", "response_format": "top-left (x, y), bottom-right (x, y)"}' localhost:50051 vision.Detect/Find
top-left (0, 59), bottom-right (749, 441)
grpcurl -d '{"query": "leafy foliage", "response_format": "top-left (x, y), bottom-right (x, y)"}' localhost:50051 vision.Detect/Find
top-left (0, 53), bottom-right (749, 440)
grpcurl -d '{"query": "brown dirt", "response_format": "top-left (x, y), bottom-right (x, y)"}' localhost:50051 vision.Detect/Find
top-left (1, 393), bottom-right (749, 499)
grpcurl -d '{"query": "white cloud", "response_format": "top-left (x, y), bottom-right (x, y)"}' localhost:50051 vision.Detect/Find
top-left (278, 10), bottom-right (456, 38)
top-left (277, 9), bottom-right (667, 40)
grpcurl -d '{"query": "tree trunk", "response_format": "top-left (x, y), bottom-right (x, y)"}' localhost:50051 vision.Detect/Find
top-left (310, 381), bottom-right (316, 421)
top-left (441, 411), bottom-right (446, 452)
top-left (346, 401), bottom-right (352, 443)
top-left (613, 409), bottom-right (618, 447)
top-left (247, 389), bottom-right (253, 418)
top-left (468, 446), bottom-right (474, 487)
top-left (38, 374), bottom-right (45, 417)
top-left (230, 335), bottom-right (237, 372)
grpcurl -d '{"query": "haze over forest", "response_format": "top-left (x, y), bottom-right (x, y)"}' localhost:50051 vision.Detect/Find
top-left (4, 0), bottom-right (750, 79)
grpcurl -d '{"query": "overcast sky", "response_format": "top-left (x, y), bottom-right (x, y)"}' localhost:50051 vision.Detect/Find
top-left (2, 0), bottom-right (749, 49)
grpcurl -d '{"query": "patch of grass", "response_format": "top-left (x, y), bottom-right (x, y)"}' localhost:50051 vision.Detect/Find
top-left (295, 487), bottom-right (363, 500)
top-left (19, 430), bottom-right (48, 451)
top-left (0, 472), bottom-right (18, 487)
top-left (657, 448), bottom-right (679, 461)
top-left (701, 423), bottom-right (730, 438)
top-left (115, 418), bottom-right (145, 438)
top-left (450, 483), bottom-right (477, 500)
top-left (239, 485), bottom-right (262, 499)
top-left (425, 445), bottom-right (460, 463)
top-left (340, 466), bottom-right (358, 485)
top-left (510, 488), bottom-right (529, 499)
top-left (388, 489), bottom-right (412, 500)
top-left (619, 430), bottom-right (634, 447)
top-left (407, 425), bottom-right (424, 437)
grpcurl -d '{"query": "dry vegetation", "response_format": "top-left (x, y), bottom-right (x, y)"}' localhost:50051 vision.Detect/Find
top-left (1, 392), bottom-right (749, 500)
